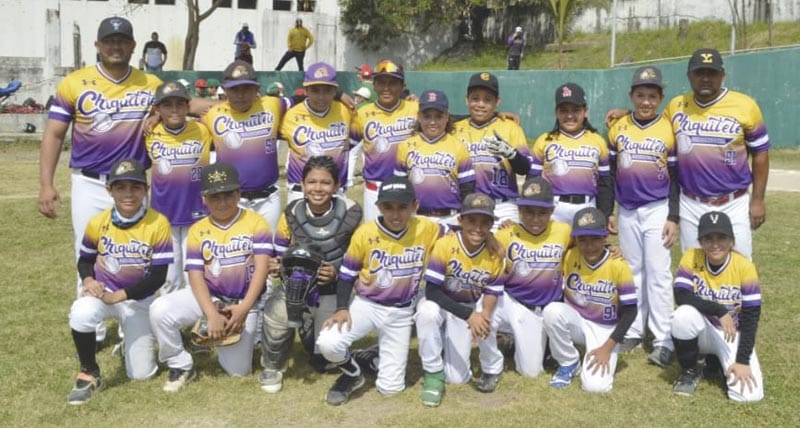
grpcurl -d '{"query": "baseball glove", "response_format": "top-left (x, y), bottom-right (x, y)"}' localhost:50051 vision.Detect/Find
top-left (190, 300), bottom-right (242, 348)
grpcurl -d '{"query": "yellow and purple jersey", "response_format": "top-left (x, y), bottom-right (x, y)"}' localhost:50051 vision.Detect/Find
top-left (394, 133), bottom-right (475, 211)
top-left (48, 65), bottom-right (161, 174)
top-left (79, 208), bottom-right (173, 294)
top-left (202, 96), bottom-right (290, 192)
top-left (496, 221), bottom-right (571, 307)
top-left (674, 248), bottom-right (761, 330)
top-left (424, 232), bottom-right (505, 304)
top-left (529, 130), bottom-right (610, 196)
top-left (351, 99), bottom-right (418, 182)
top-left (279, 100), bottom-right (356, 186)
top-left (185, 209), bottom-right (273, 300)
top-left (607, 113), bottom-right (676, 210)
top-left (145, 120), bottom-right (212, 226)
top-left (561, 248), bottom-right (636, 326)
top-left (665, 89), bottom-right (770, 197)
top-left (340, 216), bottom-right (442, 306)
top-left (455, 117), bottom-right (531, 200)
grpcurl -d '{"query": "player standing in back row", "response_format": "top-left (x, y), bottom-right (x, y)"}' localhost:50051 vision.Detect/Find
top-left (664, 48), bottom-right (769, 259)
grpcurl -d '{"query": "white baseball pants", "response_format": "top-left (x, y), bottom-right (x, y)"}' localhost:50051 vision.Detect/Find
top-left (238, 191), bottom-right (281, 235)
top-left (479, 293), bottom-right (546, 377)
top-left (679, 192), bottom-right (752, 259)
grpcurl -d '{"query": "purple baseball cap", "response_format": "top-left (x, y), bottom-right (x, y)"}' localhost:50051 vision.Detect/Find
top-left (303, 62), bottom-right (338, 87)
top-left (419, 89), bottom-right (448, 113)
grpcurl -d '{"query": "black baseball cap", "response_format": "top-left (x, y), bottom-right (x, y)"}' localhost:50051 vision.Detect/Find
top-left (631, 66), bottom-right (665, 89)
top-left (555, 82), bottom-right (586, 106)
top-left (698, 211), bottom-right (734, 239)
top-left (468, 72), bottom-right (499, 96)
top-left (460, 193), bottom-right (497, 219)
top-left (688, 48), bottom-right (724, 72)
top-left (201, 163), bottom-right (240, 195)
top-left (108, 159), bottom-right (147, 185)
top-left (376, 176), bottom-right (416, 204)
top-left (154, 81), bottom-right (192, 105)
top-left (419, 89), bottom-right (449, 113)
top-left (222, 60), bottom-right (259, 89)
top-left (518, 177), bottom-right (555, 208)
top-left (97, 17), bottom-right (134, 41)
top-left (571, 207), bottom-right (609, 237)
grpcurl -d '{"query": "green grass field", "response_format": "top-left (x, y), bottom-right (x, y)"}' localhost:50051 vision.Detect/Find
top-left (1, 143), bottom-right (799, 426)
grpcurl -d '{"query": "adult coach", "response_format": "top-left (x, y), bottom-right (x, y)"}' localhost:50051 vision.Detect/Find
top-left (39, 17), bottom-right (163, 297)
top-left (141, 32), bottom-right (167, 72)
top-left (275, 18), bottom-right (314, 72)
top-left (664, 48), bottom-right (769, 259)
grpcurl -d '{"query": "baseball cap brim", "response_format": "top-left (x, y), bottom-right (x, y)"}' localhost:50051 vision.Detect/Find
top-left (689, 63), bottom-right (724, 72)
top-left (376, 193), bottom-right (415, 204)
top-left (222, 80), bottom-right (260, 89)
top-left (202, 183), bottom-right (240, 196)
top-left (460, 209), bottom-right (498, 220)
top-left (302, 81), bottom-right (339, 88)
top-left (108, 176), bottom-right (147, 185)
top-left (517, 199), bottom-right (554, 208)
top-left (571, 229), bottom-right (609, 237)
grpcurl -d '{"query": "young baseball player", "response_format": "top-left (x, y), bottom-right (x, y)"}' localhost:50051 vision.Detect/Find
top-left (529, 83), bottom-right (613, 224)
top-left (478, 177), bottom-right (572, 381)
top-left (670, 211), bottom-right (763, 402)
top-left (606, 66), bottom-right (678, 362)
top-left (67, 158), bottom-right (173, 405)
top-left (665, 49), bottom-right (770, 259)
top-left (260, 155), bottom-right (363, 393)
top-left (280, 62), bottom-right (357, 203)
top-left (395, 89), bottom-right (476, 226)
top-left (202, 60), bottom-right (292, 232)
top-left (146, 81), bottom-right (212, 293)
top-left (542, 207), bottom-right (637, 393)
top-left (149, 162), bottom-right (272, 392)
top-left (350, 60), bottom-right (418, 222)
top-left (455, 72), bottom-right (531, 228)
top-left (316, 176), bottom-right (443, 406)
top-left (416, 192), bottom-right (505, 406)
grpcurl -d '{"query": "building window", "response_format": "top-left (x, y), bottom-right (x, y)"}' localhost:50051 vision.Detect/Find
top-left (217, 0), bottom-right (233, 7)
top-left (128, 0), bottom-right (148, 4)
top-left (154, 0), bottom-right (175, 5)
top-left (298, 0), bottom-right (315, 12)
top-left (239, 0), bottom-right (257, 9)
top-left (273, 0), bottom-right (290, 10)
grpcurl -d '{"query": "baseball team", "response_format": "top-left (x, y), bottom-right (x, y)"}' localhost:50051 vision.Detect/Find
top-left (39, 17), bottom-right (768, 407)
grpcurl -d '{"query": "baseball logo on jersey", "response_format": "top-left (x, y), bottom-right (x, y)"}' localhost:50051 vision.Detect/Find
top-left (565, 272), bottom-right (617, 305)
top-left (213, 111), bottom-right (277, 148)
top-left (292, 122), bottom-right (349, 152)
top-left (364, 118), bottom-right (416, 150)
top-left (223, 131), bottom-right (244, 149)
top-left (367, 246), bottom-right (426, 285)
top-left (77, 89), bottom-right (155, 133)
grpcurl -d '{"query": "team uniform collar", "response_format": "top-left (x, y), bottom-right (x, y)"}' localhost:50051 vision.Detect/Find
top-left (694, 87), bottom-right (729, 109)
top-left (210, 208), bottom-right (243, 230)
top-left (468, 116), bottom-right (498, 129)
top-left (583, 248), bottom-right (610, 270)
top-left (705, 253), bottom-right (732, 276)
top-left (96, 64), bottom-right (132, 84)
top-left (630, 112), bottom-right (660, 130)
top-left (456, 231), bottom-right (486, 258)
top-left (375, 99), bottom-right (402, 113)
top-left (421, 132), bottom-right (446, 145)
top-left (558, 128), bottom-right (586, 140)
top-left (163, 123), bottom-right (187, 135)
top-left (304, 99), bottom-right (331, 117)
top-left (376, 216), bottom-right (409, 240)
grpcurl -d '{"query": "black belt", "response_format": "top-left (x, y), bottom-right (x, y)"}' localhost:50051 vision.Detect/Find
top-left (557, 194), bottom-right (589, 204)
top-left (80, 169), bottom-right (103, 180)
top-left (241, 186), bottom-right (278, 200)
top-left (417, 208), bottom-right (456, 217)
top-left (290, 184), bottom-right (302, 192)
top-left (375, 299), bottom-right (414, 308)
top-left (510, 295), bottom-right (544, 312)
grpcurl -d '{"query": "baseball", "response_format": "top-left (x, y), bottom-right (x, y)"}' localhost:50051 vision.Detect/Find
top-left (376, 269), bottom-right (394, 289)
top-left (92, 112), bottom-right (113, 133)
top-left (223, 131), bottom-right (244, 149)
top-left (410, 167), bottom-right (426, 184)
top-left (210, 258), bottom-right (222, 277)
top-left (158, 158), bottom-right (173, 175)
top-left (619, 151), bottom-right (633, 169)
top-left (677, 133), bottom-right (693, 154)
top-left (375, 136), bottom-right (390, 153)
top-left (104, 255), bottom-right (120, 274)
top-left (552, 158), bottom-right (569, 176)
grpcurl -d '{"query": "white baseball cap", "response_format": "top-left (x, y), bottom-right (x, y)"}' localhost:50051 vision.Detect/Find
top-left (216, 86), bottom-right (225, 95)
top-left (242, 22), bottom-right (249, 28)
top-left (515, 26), bottom-right (523, 32)
top-left (354, 86), bottom-right (372, 99)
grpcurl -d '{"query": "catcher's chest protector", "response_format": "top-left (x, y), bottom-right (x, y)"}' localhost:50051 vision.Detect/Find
top-left (286, 198), bottom-right (361, 269)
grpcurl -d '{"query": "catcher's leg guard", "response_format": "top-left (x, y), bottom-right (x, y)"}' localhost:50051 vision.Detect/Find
top-left (261, 287), bottom-right (295, 371)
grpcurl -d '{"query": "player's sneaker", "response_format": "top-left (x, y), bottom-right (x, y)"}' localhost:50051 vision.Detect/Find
top-left (326, 372), bottom-right (365, 406)
top-left (111, 340), bottom-right (125, 359)
top-left (67, 370), bottom-right (102, 405)
top-left (617, 338), bottom-right (642, 353)
top-left (419, 370), bottom-right (445, 407)
top-left (352, 345), bottom-right (380, 377)
top-left (163, 368), bottom-right (196, 392)
top-left (475, 372), bottom-right (501, 393)
top-left (309, 353), bottom-right (338, 374)
top-left (550, 361), bottom-right (581, 388)
top-left (673, 367), bottom-right (702, 396)
top-left (647, 346), bottom-right (673, 368)
top-left (258, 369), bottom-right (283, 393)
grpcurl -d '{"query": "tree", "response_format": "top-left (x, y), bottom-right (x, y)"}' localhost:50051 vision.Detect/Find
top-left (183, 0), bottom-right (226, 70)
top-left (548, 0), bottom-right (577, 69)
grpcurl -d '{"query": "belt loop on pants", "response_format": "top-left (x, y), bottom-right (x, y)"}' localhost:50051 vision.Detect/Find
top-left (681, 188), bottom-right (747, 206)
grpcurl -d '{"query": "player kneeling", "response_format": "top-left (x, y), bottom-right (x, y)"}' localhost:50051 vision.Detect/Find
top-left (316, 177), bottom-right (442, 406)
top-left (478, 177), bottom-right (571, 382)
top-left (67, 159), bottom-right (174, 405)
top-left (542, 207), bottom-right (637, 392)
top-left (416, 193), bottom-right (505, 406)
top-left (670, 211), bottom-right (764, 402)
top-left (149, 163), bottom-right (272, 392)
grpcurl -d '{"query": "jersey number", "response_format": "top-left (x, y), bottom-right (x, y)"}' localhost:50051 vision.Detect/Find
top-left (190, 166), bottom-right (202, 182)
top-left (492, 168), bottom-right (509, 187)
top-left (603, 305), bottom-right (617, 321)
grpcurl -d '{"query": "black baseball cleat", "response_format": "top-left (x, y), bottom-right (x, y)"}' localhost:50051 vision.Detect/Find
top-left (351, 345), bottom-right (379, 377)
top-left (673, 367), bottom-right (702, 396)
top-left (326, 373), bottom-right (365, 406)
top-left (67, 370), bottom-right (102, 405)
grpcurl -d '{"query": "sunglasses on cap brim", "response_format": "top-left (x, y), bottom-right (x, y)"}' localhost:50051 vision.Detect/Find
top-left (375, 60), bottom-right (403, 75)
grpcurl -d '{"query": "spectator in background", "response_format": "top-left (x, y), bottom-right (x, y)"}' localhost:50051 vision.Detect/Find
top-left (275, 19), bottom-right (314, 72)
top-left (142, 32), bottom-right (167, 72)
top-left (216, 86), bottom-right (226, 101)
top-left (207, 78), bottom-right (221, 99)
top-left (346, 64), bottom-right (376, 188)
top-left (507, 27), bottom-right (525, 70)
top-left (194, 79), bottom-right (209, 98)
top-left (353, 86), bottom-right (373, 107)
top-left (266, 82), bottom-right (285, 97)
top-left (234, 23), bottom-right (256, 63)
